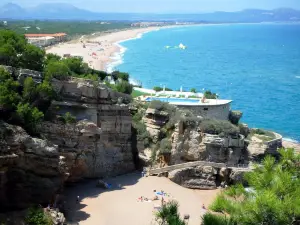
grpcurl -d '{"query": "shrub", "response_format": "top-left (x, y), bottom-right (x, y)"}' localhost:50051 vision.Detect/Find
top-left (202, 213), bottom-right (235, 225)
top-left (36, 81), bottom-right (56, 100)
top-left (44, 61), bottom-right (70, 80)
top-left (155, 200), bottom-right (186, 225)
top-left (25, 206), bottom-right (52, 225)
top-left (200, 119), bottom-right (240, 136)
top-left (22, 77), bottom-right (37, 103)
top-left (190, 88), bottom-right (197, 93)
top-left (209, 194), bottom-right (230, 213)
top-left (153, 86), bottom-right (173, 92)
top-left (16, 103), bottom-right (44, 133)
top-left (113, 81), bottom-right (133, 94)
top-left (159, 138), bottom-right (172, 154)
top-left (204, 90), bottom-right (217, 99)
top-left (0, 68), bottom-right (20, 109)
top-left (62, 112), bottom-right (76, 124)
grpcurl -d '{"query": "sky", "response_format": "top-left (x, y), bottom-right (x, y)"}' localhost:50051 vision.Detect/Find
top-left (6, 0), bottom-right (300, 13)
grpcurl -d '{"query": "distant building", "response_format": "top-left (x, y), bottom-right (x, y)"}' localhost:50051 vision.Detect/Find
top-left (25, 33), bottom-right (67, 47)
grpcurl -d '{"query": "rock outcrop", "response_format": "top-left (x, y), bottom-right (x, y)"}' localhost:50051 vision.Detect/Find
top-left (0, 77), bottom-right (136, 210)
top-left (0, 122), bottom-right (68, 210)
top-left (168, 166), bottom-right (244, 189)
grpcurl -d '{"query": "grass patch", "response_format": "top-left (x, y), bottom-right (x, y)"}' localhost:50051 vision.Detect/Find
top-left (131, 90), bottom-right (148, 98)
top-left (247, 129), bottom-right (276, 142)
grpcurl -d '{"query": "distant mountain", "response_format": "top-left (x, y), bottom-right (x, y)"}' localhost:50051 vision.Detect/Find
top-left (0, 3), bottom-right (299, 22)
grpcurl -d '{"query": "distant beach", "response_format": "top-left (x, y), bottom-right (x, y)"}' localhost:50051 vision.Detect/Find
top-left (46, 27), bottom-right (161, 71)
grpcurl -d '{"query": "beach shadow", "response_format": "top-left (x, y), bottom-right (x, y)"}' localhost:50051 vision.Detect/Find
top-left (63, 171), bottom-right (142, 223)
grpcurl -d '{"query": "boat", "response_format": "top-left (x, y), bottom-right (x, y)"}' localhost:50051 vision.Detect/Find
top-left (179, 43), bottom-right (187, 49)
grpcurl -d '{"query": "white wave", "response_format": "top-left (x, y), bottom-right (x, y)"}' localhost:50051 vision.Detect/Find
top-left (106, 44), bottom-right (127, 73)
top-left (283, 138), bottom-right (299, 143)
top-left (295, 76), bottom-right (300, 79)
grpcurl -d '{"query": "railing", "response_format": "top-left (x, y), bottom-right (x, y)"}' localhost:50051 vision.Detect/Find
top-left (148, 160), bottom-right (251, 175)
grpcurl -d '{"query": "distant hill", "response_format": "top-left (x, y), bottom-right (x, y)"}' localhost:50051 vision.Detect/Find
top-left (0, 3), bottom-right (299, 22)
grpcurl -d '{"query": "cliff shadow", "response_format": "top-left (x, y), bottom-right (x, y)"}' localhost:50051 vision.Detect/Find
top-left (62, 172), bottom-right (142, 223)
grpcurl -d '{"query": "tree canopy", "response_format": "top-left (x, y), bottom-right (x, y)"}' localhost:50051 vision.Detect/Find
top-left (204, 148), bottom-right (300, 225)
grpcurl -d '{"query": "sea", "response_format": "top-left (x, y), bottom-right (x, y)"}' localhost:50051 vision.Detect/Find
top-left (108, 23), bottom-right (300, 142)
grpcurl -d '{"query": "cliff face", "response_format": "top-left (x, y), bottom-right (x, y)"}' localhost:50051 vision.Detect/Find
top-left (0, 77), bottom-right (135, 210)
top-left (0, 122), bottom-right (68, 211)
top-left (45, 78), bottom-right (135, 181)
top-left (137, 104), bottom-right (282, 189)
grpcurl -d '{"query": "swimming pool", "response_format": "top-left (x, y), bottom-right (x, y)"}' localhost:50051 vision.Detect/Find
top-left (144, 97), bottom-right (200, 104)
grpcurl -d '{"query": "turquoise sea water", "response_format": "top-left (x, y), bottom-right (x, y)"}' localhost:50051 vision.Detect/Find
top-left (112, 24), bottom-right (300, 142)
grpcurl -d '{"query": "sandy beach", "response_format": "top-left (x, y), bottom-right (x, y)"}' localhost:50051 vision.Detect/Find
top-left (47, 27), bottom-right (160, 72)
top-left (283, 139), bottom-right (300, 153)
top-left (63, 172), bottom-right (219, 225)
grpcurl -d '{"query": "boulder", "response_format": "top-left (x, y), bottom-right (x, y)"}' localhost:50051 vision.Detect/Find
top-left (169, 166), bottom-right (218, 190)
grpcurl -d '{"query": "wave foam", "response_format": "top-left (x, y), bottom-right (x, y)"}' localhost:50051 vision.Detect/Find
top-left (106, 44), bottom-right (127, 73)
top-left (295, 76), bottom-right (300, 79)
top-left (283, 137), bottom-right (299, 143)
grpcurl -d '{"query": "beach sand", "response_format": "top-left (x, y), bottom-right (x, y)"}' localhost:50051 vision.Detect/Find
top-left (63, 172), bottom-right (219, 225)
top-left (283, 140), bottom-right (300, 153)
top-left (46, 27), bottom-right (159, 72)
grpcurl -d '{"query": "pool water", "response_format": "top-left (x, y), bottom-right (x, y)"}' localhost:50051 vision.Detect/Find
top-left (145, 97), bottom-right (200, 103)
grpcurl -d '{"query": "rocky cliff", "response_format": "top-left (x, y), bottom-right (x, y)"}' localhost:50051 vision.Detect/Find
top-left (0, 77), bottom-right (136, 210)
top-left (134, 102), bottom-right (282, 189)
top-left (0, 122), bottom-right (68, 211)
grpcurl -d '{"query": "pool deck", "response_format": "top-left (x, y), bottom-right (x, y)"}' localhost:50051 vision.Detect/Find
top-left (141, 96), bottom-right (232, 106)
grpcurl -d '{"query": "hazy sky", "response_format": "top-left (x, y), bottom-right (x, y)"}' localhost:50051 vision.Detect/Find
top-left (7, 0), bottom-right (300, 13)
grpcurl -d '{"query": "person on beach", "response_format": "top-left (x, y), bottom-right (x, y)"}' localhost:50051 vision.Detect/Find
top-left (202, 204), bottom-right (206, 210)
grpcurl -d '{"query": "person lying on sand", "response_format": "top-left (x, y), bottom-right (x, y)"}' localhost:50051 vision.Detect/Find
top-left (152, 196), bottom-right (159, 201)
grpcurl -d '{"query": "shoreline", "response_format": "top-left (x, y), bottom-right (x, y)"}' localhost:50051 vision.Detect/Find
top-left (46, 26), bottom-right (164, 72)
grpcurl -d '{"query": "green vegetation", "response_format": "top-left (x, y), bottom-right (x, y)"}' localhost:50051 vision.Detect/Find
top-left (16, 103), bottom-right (44, 133)
top-left (153, 86), bottom-right (173, 92)
top-left (204, 148), bottom-right (300, 225)
top-left (204, 90), bottom-right (218, 99)
top-left (159, 138), bottom-right (172, 154)
top-left (4, 21), bottom-right (131, 38)
top-left (155, 201), bottom-right (186, 225)
top-left (62, 112), bottom-right (76, 124)
top-left (132, 111), bottom-right (152, 147)
top-left (247, 128), bottom-right (277, 142)
top-left (190, 88), bottom-right (197, 93)
top-left (200, 119), bottom-right (240, 136)
top-left (202, 213), bottom-right (235, 225)
top-left (0, 68), bottom-right (20, 109)
top-left (131, 89), bottom-right (148, 98)
top-left (0, 30), bottom-right (45, 71)
top-left (25, 206), bottom-right (52, 225)
top-left (0, 29), bottom-right (134, 136)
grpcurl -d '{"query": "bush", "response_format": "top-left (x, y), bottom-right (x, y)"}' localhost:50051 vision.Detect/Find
top-left (204, 90), bottom-right (217, 99)
top-left (62, 112), bottom-right (76, 124)
top-left (111, 71), bottom-right (129, 81)
top-left (159, 138), bottom-right (172, 154)
top-left (0, 68), bottom-right (20, 109)
top-left (22, 77), bottom-right (37, 103)
top-left (202, 213), bottom-right (235, 225)
top-left (155, 201), bottom-right (186, 225)
top-left (190, 88), bottom-right (197, 93)
top-left (25, 206), bottom-right (52, 225)
top-left (16, 103), bottom-right (44, 133)
top-left (113, 81), bottom-right (133, 94)
top-left (44, 61), bottom-right (71, 80)
top-left (153, 86), bottom-right (173, 92)
top-left (209, 194), bottom-right (231, 213)
top-left (200, 119), bottom-right (240, 136)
